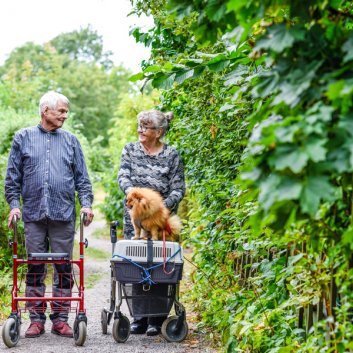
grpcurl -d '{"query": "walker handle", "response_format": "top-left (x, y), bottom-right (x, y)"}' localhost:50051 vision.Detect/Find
top-left (80, 212), bottom-right (87, 242)
top-left (12, 214), bottom-right (18, 243)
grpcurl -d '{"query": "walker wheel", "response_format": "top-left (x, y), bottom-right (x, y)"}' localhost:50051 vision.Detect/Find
top-left (74, 320), bottom-right (87, 346)
top-left (161, 315), bottom-right (188, 342)
top-left (2, 317), bottom-right (21, 348)
top-left (101, 309), bottom-right (108, 334)
top-left (112, 314), bottom-right (130, 343)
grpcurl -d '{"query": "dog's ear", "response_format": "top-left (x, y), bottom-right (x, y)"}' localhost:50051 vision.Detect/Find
top-left (140, 198), bottom-right (147, 209)
top-left (131, 191), bottom-right (142, 202)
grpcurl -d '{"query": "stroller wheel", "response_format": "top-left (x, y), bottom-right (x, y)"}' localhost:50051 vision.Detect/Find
top-left (2, 317), bottom-right (21, 348)
top-left (161, 315), bottom-right (188, 342)
top-left (74, 321), bottom-right (87, 346)
top-left (101, 309), bottom-right (108, 334)
top-left (112, 314), bottom-right (130, 343)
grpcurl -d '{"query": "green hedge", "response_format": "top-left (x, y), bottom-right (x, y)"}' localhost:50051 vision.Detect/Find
top-left (130, 1), bottom-right (353, 352)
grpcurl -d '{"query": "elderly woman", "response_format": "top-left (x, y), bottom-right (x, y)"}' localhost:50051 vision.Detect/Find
top-left (118, 109), bottom-right (185, 336)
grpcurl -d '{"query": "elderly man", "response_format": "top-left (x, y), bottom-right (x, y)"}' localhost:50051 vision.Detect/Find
top-left (5, 91), bottom-right (94, 338)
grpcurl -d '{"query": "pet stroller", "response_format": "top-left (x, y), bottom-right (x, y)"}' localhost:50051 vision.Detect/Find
top-left (101, 221), bottom-right (188, 343)
top-left (1, 214), bottom-right (89, 348)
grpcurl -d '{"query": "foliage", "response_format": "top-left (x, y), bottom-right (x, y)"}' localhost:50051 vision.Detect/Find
top-left (50, 25), bottom-right (113, 69)
top-left (130, 0), bottom-right (353, 352)
top-left (0, 27), bottom-right (134, 145)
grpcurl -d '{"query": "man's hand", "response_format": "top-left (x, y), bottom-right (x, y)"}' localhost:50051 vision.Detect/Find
top-left (80, 208), bottom-right (94, 226)
top-left (8, 208), bottom-right (21, 229)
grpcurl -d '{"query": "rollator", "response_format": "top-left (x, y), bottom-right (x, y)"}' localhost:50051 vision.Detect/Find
top-left (101, 221), bottom-right (188, 343)
top-left (2, 213), bottom-right (88, 348)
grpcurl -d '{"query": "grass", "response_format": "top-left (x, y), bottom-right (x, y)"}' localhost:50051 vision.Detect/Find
top-left (90, 223), bottom-right (110, 240)
top-left (85, 246), bottom-right (110, 260)
top-left (85, 271), bottom-right (105, 289)
top-left (72, 238), bottom-right (110, 260)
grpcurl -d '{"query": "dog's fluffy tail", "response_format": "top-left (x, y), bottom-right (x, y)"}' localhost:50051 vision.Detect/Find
top-left (167, 215), bottom-right (182, 241)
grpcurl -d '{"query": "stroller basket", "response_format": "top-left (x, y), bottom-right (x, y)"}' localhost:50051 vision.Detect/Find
top-left (111, 240), bottom-right (183, 284)
top-left (122, 283), bottom-right (176, 317)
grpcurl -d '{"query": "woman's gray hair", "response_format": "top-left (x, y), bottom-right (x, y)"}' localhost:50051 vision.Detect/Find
top-left (137, 110), bottom-right (174, 136)
top-left (39, 91), bottom-right (70, 116)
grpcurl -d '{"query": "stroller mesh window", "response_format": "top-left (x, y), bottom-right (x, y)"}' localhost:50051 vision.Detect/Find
top-left (122, 283), bottom-right (176, 317)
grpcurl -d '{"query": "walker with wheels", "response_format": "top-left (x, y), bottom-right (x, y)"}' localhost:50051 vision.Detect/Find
top-left (101, 221), bottom-right (188, 343)
top-left (1, 213), bottom-right (89, 348)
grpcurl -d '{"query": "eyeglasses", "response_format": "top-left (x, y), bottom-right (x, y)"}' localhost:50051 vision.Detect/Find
top-left (137, 124), bottom-right (160, 132)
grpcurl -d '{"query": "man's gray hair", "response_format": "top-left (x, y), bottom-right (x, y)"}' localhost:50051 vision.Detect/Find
top-left (137, 110), bottom-right (174, 137)
top-left (39, 91), bottom-right (69, 116)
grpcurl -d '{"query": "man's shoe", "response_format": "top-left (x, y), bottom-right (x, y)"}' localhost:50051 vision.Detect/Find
top-left (130, 321), bottom-right (147, 334)
top-left (51, 321), bottom-right (73, 338)
top-left (25, 322), bottom-right (45, 338)
top-left (146, 324), bottom-right (161, 336)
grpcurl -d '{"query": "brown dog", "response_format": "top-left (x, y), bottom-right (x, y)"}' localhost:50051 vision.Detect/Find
top-left (126, 187), bottom-right (182, 241)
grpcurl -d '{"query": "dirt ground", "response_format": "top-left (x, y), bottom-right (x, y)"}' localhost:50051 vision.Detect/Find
top-left (0, 213), bottom-right (219, 353)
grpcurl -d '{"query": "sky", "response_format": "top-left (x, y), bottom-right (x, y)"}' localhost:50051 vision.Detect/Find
top-left (0, 0), bottom-right (153, 73)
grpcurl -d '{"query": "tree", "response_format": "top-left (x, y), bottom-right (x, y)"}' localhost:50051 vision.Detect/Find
top-left (0, 27), bottom-right (134, 145)
top-left (50, 25), bottom-right (113, 69)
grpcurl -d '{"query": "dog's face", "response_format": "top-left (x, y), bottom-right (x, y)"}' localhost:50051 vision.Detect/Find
top-left (126, 191), bottom-right (142, 210)
top-left (126, 190), bottom-right (149, 213)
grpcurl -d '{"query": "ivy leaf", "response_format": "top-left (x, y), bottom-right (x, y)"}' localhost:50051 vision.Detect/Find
top-left (223, 65), bottom-right (249, 86)
top-left (205, 1), bottom-right (227, 22)
top-left (338, 114), bottom-right (353, 136)
top-left (327, 148), bottom-right (350, 173)
top-left (327, 80), bottom-right (345, 100)
top-left (143, 65), bottom-right (162, 73)
top-left (151, 73), bottom-right (176, 89)
top-left (275, 125), bottom-right (299, 143)
top-left (241, 168), bottom-right (261, 181)
top-left (342, 35), bottom-right (353, 63)
top-left (342, 227), bottom-right (353, 250)
top-left (347, 144), bottom-right (353, 170)
top-left (226, 0), bottom-right (247, 12)
top-left (207, 54), bottom-right (231, 72)
top-left (129, 72), bottom-right (145, 82)
top-left (300, 175), bottom-right (336, 215)
top-left (271, 146), bottom-right (309, 173)
top-left (288, 253), bottom-right (304, 266)
top-left (183, 58), bottom-right (203, 67)
top-left (272, 61), bottom-right (321, 107)
top-left (175, 69), bottom-right (195, 84)
top-left (305, 138), bottom-right (327, 162)
top-left (255, 24), bottom-right (305, 53)
top-left (259, 175), bottom-right (302, 211)
top-left (219, 103), bottom-right (235, 112)
top-left (276, 178), bottom-right (303, 202)
top-left (259, 174), bottom-right (281, 211)
top-left (306, 103), bottom-right (333, 123)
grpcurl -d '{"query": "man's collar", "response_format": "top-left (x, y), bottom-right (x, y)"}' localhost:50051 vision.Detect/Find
top-left (37, 124), bottom-right (59, 134)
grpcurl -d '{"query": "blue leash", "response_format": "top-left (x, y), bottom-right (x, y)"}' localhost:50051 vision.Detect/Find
top-left (112, 247), bottom-right (181, 285)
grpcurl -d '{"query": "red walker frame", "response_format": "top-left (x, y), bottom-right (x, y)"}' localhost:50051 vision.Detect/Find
top-left (1, 213), bottom-right (88, 348)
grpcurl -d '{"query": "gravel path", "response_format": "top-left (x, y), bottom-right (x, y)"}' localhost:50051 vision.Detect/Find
top-left (0, 217), bottom-right (218, 353)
